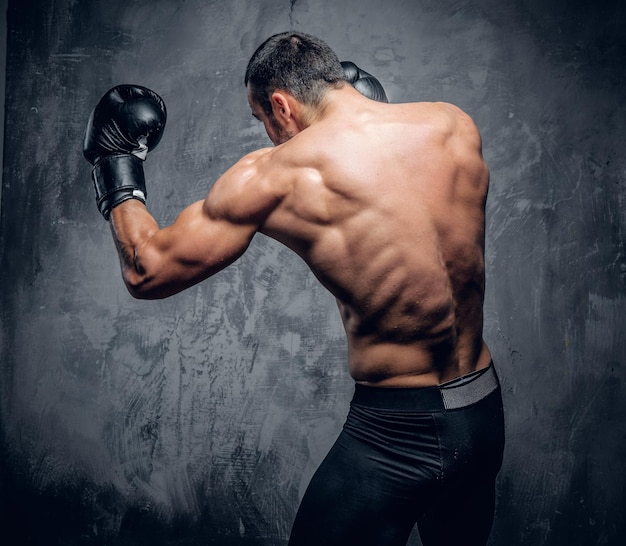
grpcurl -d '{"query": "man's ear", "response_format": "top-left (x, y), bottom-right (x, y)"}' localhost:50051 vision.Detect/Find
top-left (270, 91), bottom-right (292, 122)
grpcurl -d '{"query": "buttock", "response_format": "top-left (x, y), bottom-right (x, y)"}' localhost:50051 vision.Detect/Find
top-left (288, 364), bottom-right (505, 546)
top-left (342, 363), bottom-right (504, 485)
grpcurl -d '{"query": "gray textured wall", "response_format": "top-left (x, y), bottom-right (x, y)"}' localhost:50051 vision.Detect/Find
top-left (1, 0), bottom-right (624, 545)
top-left (0, 0), bottom-right (6, 207)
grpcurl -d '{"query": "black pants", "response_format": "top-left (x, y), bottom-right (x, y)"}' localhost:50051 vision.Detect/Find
top-left (288, 364), bottom-right (505, 546)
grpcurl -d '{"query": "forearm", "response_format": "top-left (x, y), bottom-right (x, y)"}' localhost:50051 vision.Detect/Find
top-left (109, 200), bottom-right (162, 298)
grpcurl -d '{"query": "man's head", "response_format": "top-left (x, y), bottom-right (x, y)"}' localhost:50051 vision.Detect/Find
top-left (245, 31), bottom-right (345, 116)
top-left (245, 31), bottom-right (346, 144)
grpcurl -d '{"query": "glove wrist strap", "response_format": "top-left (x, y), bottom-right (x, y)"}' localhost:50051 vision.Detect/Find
top-left (92, 154), bottom-right (147, 220)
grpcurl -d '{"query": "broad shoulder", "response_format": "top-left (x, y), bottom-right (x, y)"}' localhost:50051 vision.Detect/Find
top-left (205, 146), bottom-right (294, 225)
top-left (407, 101), bottom-right (479, 132)
top-left (324, 98), bottom-right (481, 145)
top-left (406, 101), bottom-right (483, 154)
top-left (436, 102), bottom-right (481, 141)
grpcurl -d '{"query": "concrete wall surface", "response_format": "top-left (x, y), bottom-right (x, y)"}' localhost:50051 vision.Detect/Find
top-left (0, 0), bottom-right (624, 544)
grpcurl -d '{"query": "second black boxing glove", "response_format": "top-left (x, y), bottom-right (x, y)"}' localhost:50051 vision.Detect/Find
top-left (83, 84), bottom-right (167, 219)
top-left (341, 61), bottom-right (388, 103)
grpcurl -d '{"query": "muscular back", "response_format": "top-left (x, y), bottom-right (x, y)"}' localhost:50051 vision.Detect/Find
top-left (229, 95), bottom-right (489, 386)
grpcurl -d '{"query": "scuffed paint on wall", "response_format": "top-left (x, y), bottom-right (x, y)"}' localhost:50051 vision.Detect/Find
top-left (1, 0), bottom-right (624, 544)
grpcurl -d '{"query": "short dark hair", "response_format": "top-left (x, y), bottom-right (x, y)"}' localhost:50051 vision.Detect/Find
top-left (245, 31), bottom-right (346, 116)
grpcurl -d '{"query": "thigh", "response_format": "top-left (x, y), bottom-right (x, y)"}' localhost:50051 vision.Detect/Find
top-left (288, 430), bottom-right (419, 546)
top-left (417, 470), bottom-right (498, 546)
top-left (417, 390), bottom-right (505, 546)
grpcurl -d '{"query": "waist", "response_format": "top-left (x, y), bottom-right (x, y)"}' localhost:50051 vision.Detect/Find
top-left (351, 362), bottom-right (500, 411)
top-left (347, 336), bottom-right (493, 387)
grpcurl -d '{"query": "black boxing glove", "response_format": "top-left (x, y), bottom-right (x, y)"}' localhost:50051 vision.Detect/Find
top-left (341, 61), bottom-right (388, 103)
top-left (83, 84), bottom-right (167, 219)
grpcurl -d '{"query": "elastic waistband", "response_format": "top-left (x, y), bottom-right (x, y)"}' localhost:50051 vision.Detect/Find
top-left (352, 363), bottom-right (500, 411)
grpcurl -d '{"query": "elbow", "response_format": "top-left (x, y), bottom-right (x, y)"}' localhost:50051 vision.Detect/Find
top-left (122, 266), bottom-right (182, 300)
top-left (120, 245), bottom-right (168, 300)
top-left (124, 280), bottom-right (171, 300)
top-left (126, 285), bottom-right (155, 300)
top-left (119, 243), bottom-right (197, 300)
top-left (123, 271), bottom-right (157, 300)
top-left (121, 264), bottom-right (167, 300)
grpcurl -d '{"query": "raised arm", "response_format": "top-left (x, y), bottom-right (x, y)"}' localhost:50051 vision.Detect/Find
top-left (108, 197), bottom-right (255, 299)
top-left (83, 84), bottom-right (281, 300)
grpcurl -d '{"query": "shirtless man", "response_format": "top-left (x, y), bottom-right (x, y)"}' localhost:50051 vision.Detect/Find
top-left (84, 31), bottom-right (504, 546)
